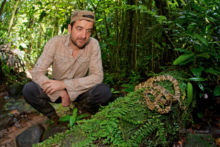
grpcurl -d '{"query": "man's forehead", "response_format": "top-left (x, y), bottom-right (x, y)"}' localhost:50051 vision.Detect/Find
top-left (74, 20), bottom-right (94, 29)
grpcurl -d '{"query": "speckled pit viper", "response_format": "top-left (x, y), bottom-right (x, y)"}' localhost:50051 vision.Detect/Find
top-left (135, 75), bottom-right (181, 114)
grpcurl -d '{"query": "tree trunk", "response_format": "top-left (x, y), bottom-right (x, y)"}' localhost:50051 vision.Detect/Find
top-left (133, 0), bottom-right (139, 71)
top-left (155, 0), bottom-right (169, 17)
top-left (8, 0), bottom-right (19, 37)
top-left (126, 0), bottom-right (135, 71)
top-left (155, 0), bottom-right (174, 70)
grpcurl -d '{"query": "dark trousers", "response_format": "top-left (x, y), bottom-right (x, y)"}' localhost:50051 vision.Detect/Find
top-left (22, 82), bottom-right (112, 119)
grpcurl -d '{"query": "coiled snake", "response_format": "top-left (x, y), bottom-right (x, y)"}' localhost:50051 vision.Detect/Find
top-left (135, 75), bottom-right (181, 114)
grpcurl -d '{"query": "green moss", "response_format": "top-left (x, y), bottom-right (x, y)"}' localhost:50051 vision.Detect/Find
top-left (36, 72), bottom-right (191, 147)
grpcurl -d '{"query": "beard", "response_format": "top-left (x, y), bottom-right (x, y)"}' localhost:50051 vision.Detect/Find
top-left (70, 37), bottom-right (89, 49)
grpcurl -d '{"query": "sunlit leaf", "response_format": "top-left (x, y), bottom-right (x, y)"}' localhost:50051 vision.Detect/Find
top-left (189, 77), bottom-right (206, 81)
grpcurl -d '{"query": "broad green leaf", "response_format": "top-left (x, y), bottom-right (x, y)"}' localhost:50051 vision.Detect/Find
top-left (205, 68), bottom-right (220, 76)
top-left (111, 88), bottom-right (120, 94)
top-left (69, 108), bottom-right (78, 127)
top-left (97, 18), bottom-right (103, 22)
top-left (77, 114), bottom-right (90, 120)
top-left (190, 67), bottom-right (204, 77)
top-left (174, 48), bottom-right (192, 53)
top-left (189, 77), bottom-right (206, 81)
top-left (173, 53), bottom-right (194, 65)
top-left (214, 85), bottom-right (220, 96)
top-left (187, 82), bottom-right (193, 106)
top-left (196, 52), bottom-right (210, 59)
top-left (69, 116), bottom-right (74, 127)
top-left (72, 108), bottom-right (78, 120)
top-left (59, 115), bottom-right (70, 122)
top-left (193, 34), bottom-right (208, 46)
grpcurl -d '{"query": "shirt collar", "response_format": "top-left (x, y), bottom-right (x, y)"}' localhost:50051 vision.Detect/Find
top-left (64, 35), bottom-right (91, 58)
top-left (65, 34), bottom-right (71, 48)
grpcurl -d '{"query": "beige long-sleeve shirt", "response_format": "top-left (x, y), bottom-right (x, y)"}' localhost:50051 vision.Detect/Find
top-left (31, 35), bottom-right (103, 102)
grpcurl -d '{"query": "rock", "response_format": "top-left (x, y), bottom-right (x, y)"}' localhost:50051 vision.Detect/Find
top-left (4, 97), bottom-right (37, 113)
top-left (16, 125), bottom-right (44, 147)
top-left (0, 96), bottom-right (36, 131)
top-left (42, 123), bottom-right (68, 140)
top-left (0, 110), bottom-right (13, 130)
top-left (184, 133), bottom-right (216, 147)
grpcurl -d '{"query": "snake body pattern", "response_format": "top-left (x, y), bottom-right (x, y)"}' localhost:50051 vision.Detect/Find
top-left (135, 75), bottom-right (181, 114)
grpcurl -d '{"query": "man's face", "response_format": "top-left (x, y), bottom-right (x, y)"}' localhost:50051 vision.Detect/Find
top-left (68, 20), bottom-right (94, 49)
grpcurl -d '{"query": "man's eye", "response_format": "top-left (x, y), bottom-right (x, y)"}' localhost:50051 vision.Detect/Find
top-left (87, 30), bottom-right (92, 33)
top-left (76, 27), bottom-right (83, 30)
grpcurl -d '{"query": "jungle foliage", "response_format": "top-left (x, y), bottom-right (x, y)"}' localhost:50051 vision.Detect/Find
top-left (0, 0), bottom-right (219, 92)
top-left (36, 71), bottom-right (191, 147)
top-left (0, 0), bottom-right (219, 145)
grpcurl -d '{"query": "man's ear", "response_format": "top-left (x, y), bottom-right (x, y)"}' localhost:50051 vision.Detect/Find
top-left (68, 24), bottom-right (72, 33)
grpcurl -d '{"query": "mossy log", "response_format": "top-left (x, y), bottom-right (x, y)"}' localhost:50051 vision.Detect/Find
top-left (36, 71), bottom-right (192, 147)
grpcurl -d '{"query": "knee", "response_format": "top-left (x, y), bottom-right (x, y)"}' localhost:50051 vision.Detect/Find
top-left (90, 83), bottom-right (112, 104)
top-left (22, 82), bottom-right (38, 100)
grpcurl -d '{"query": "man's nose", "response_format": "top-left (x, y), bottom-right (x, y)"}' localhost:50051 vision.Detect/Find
top-left (80, 30), bottom-right (87, 39)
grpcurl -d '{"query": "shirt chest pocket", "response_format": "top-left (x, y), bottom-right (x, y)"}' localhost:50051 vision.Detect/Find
top-left (53, 56), bottom-right (73, 73)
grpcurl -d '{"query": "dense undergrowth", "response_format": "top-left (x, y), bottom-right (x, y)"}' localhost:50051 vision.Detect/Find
top-left (36, 71), bottom-right (192, 147)
top-left (0, 0), bottom-right (219, 146)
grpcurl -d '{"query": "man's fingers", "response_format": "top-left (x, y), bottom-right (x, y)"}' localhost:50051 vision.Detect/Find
top-left (43, 84), bottom-right (52, 94)
top-left (46, 87), bottom-right (54, 95)
top-left (48, 89), bottom-right (55, 95)
top-left (61, 93), bottom-right (70, 107)
top-left (43, 86), bottom-right (48, 93)
top-left (42, 80), bottom-right (60, 94)
top-left (44, 87), bottom-right (50, 94)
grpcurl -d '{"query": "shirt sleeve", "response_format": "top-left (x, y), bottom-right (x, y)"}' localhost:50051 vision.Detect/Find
top-left (31, 37), bottom-right (62, 102)
top-left (63, 39), bottom-right (104, 101)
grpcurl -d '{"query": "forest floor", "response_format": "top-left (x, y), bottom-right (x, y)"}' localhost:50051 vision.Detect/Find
top-left (0, 84), bottom-right (219, 147)
top-left (0, 113), bottom-right (47, 146)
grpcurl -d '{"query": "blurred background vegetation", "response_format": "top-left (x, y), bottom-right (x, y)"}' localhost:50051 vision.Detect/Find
top-left (0, 0), bottom-right (219, 126)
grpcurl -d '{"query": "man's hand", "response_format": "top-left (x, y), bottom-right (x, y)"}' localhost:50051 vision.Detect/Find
top-left (41, 80), bottom-right (66, 95)
top-left (60, 90), bottom-right (70, 107)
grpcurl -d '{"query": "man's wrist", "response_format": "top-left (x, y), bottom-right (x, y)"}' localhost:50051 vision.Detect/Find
top-left (60, 80), bottom-right (66, 89)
